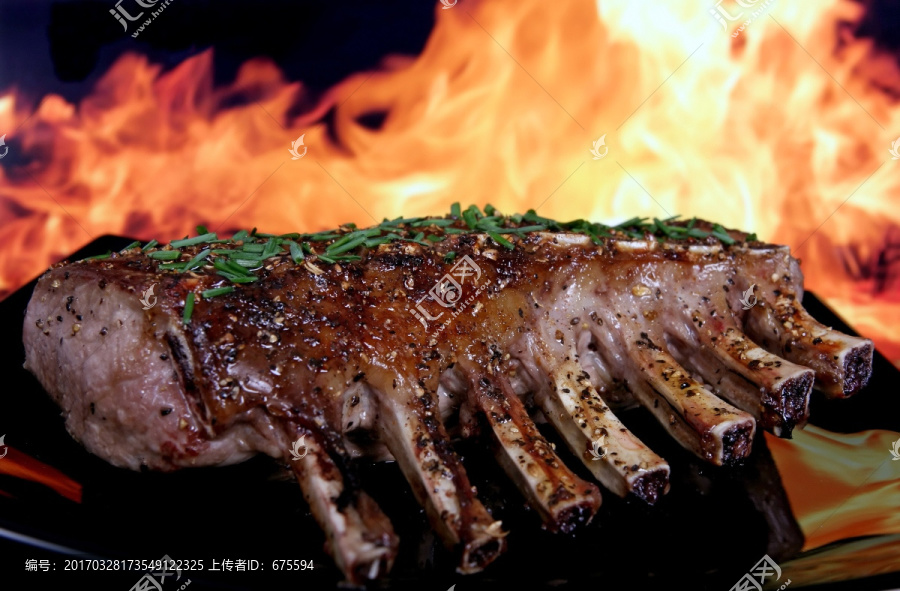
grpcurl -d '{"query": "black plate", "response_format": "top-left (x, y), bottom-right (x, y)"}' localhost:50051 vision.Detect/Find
top-left (1, 235), bottom-right (899, 590)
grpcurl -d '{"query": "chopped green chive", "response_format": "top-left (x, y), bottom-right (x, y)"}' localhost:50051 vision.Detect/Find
top-left (183, 292), bottom-right (195, 324)
top-left (120, 241), bottom-right (141, 252)
top-left (149, 250), bottom-right (181, 261)
top-left (288, 241), bottom-right (305, 263)
top-left (327, 236), bottom-right (367, 255)
top-left (183, 249), bottom-right (211, 272)
top-left (143, 206), bottom-right (745, 283)
top-left (462, 208), bottom-right (477, 229)
top-left (410, 218), bottom-right (455, 227)
top-left (82, 251), bottom-right (112, 260)
top-left (485, 230), bottom-right (514, 250)
top-left (710, 224), bottom-right (735, 245)
top-left (213, 259), bottom-right (249, 277)
top-left (202, 286), bottom-right (234, 299)
top-left (170, 233), bottom-right (217, 248)
top-left (159, 262), bottom-right (188, 270)
top-left (261, 237), bottom-right (280, 259)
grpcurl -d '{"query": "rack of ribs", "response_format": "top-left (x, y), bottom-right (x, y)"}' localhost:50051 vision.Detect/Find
top-left (22, 207), bottom-right (873, 583)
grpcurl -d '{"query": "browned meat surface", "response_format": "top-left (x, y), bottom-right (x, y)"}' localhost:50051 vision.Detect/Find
top-left (22, 209), bottom-right (873, 583)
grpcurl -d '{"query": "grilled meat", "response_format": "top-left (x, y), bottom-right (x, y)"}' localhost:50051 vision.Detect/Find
top-left (22, 209), bottom-right (873, 583)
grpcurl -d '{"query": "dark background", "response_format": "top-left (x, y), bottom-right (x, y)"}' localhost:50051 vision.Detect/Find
top-left (0, 0), bottom-right (435, 110)
top-left (2, 0), bottom-right (900, 106)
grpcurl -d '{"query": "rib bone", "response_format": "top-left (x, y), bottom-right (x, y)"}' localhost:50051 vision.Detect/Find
top-left (521, 332), bottom-right (670, 503)
top-left (733, 245), bottom-right (874, 398)
top-left (285, 426), bottom-right (398, 584)
top-left (745, 297), bottom-right (874, 398)
top-left (367, 369), bottom-right (506, 573)
top-left (462, 366), bottom-right (602, 532)
top-left (666, 322), bottom-right (814, 437)
top-left (617, 327), bottom-right (756, 466)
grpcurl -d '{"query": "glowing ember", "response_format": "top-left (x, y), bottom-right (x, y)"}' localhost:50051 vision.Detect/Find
top-left (0, 0), bottom-right (897, 368)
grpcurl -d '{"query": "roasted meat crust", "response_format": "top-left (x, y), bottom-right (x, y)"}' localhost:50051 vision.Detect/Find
top-left (22, 219), bottom-right (873, 581)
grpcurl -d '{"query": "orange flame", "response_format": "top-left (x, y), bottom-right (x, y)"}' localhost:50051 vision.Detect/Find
top-left (1, 1), bottom-right (898, 365)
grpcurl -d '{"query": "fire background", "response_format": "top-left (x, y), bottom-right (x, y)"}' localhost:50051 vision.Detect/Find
top-left (1, 0), bottom-right (900, 589)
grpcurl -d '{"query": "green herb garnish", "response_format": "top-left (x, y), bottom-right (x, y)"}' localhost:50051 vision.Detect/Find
top-left (82, 251), bottom-right (112, 260)
top-left (183, 292), bottom-right (195, 324)
top-left (171, 233), bottom-right (217, 249)
top-left (149, 250), bottom-right (181, 261)
top-left (202, 286), bottom-right (234, 299)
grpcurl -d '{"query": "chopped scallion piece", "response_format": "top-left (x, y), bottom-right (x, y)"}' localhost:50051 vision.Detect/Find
top-left (202, 286), bottom-right (234, 299)
top-left (485, 230), bottom-right (514, 250)
top-left (462, 208), bottom-right (477, 229)
top-left (288, 241), bottom-right (305, 263)
top-left (183, 249), bottom-right (211, 272)
top-left (326, 235), bottom-right (368, 255)
top-left (170, 233), bottom-right (217, 248)
top-left (159, 262), bottom-right (187, 270)
top-left (182, 292), bottom-right (195, 324)
top-left (149, 250), bottom-right (181, 261)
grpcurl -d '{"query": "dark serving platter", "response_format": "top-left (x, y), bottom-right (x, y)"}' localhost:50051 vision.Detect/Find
top-left (1, 235), bottom-right (899, 590)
